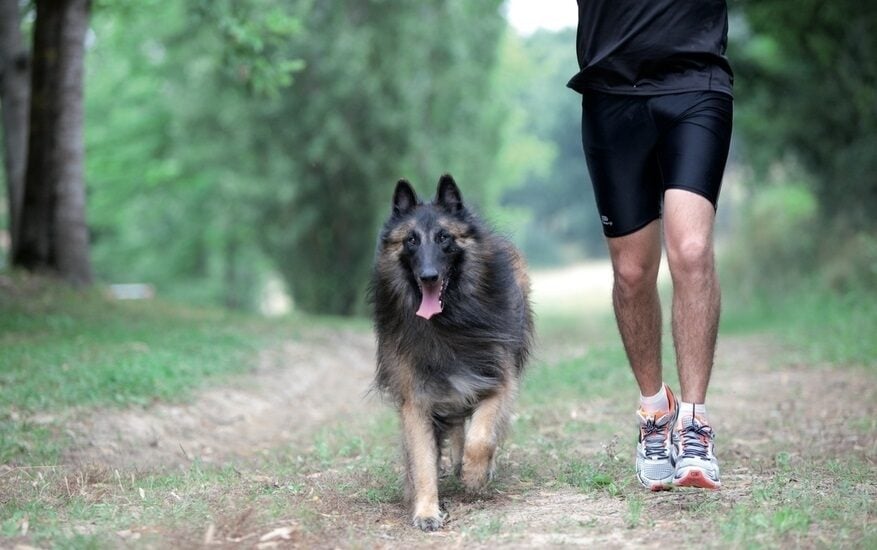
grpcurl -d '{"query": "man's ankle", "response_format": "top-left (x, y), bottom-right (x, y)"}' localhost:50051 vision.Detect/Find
top-left (639, 383), bottom-right (671, 414)
top-left (677, 401), bottom-right (709, 425)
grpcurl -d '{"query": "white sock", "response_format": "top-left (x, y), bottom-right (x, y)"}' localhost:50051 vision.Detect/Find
top-left (639, 384), bottom-right (669, 412)
top-left (678, 401), bottom-right (709, 424)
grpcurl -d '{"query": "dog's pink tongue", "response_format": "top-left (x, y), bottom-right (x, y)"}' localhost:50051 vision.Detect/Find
top-left (416, 284), bottom-right (443, 320)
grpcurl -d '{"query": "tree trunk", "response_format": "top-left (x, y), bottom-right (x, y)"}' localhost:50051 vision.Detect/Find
top-left (14, 0), bottom-right (93, 285)
top-left (223, 234), bottom-right (241, 310)
top-left (0, 0), bottom-right (30, 254)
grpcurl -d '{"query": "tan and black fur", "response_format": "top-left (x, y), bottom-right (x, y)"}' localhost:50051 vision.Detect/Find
top-left (369, 175), bottom-right (533, 531)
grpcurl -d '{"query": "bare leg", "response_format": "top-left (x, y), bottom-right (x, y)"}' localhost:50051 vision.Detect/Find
top-left (607, 220), bottom-right (664, 397)
top-left (663, 189), bottom-right (720, 404)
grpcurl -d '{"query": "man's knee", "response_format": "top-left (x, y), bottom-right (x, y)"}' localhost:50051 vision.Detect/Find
top-left (667, 236), bottom-right (714, 279)
top-left (608, 221), bottom-right (662, 296)
top-left (613, 257), bottom-right (659, 295)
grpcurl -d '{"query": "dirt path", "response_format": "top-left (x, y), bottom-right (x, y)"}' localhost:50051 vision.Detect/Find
top-left (57, 264), bottom-right (876, 547)
top-left (456, 335), bottom-right (877, 548)
top-left (65, 328), bottom-right (382, 469)
top-left (63, 262), bottom-right (616, 470)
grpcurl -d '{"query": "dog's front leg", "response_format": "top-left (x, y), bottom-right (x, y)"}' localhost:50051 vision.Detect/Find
top-left (401, 399), bottom-right (445, 531)
top-left (462, 375), bottom-right (518, 492)
top-left (447, 422), bottom-right (465, 478)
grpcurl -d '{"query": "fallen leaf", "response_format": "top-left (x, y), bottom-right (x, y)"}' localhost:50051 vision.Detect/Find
top-left (258, 526), bottom-right (295, 542)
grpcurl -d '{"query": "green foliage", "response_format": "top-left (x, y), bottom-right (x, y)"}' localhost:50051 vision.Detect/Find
top-left (495, 29), bottom-right (605, 265)
top-left (192, 0), bottom-right (306, 97)
top-left (5, 0), bottom-right (874, 315)
top-left (259, 0), bottom-right (507, 314)
top-left (720, 183), bottom-right (876, 368)
top-left (731, 0), bottom-right (877, 231)
top-left (721, 182), bottom-right (818, 295)
top-left (85, 0), bottom-right (300, 309)
top-left (721, 283), bottom-right (877, 367)
top-left (82, 0), bottom-right (508, 315)
top-left (819, 230), bottom-right (877, 292)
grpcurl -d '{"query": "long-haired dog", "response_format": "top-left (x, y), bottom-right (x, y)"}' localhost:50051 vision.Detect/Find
top-left (369, 174), bottom-right (533, 531)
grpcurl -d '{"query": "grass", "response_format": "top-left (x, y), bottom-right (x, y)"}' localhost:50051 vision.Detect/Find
top-left (1, 275), bottom-right (875, 548)
top-left (2, 463), bottom-right (265, 546)
top-left (465, 514), bottom-right (505, 541)
top-left (522, 345), bottom-right (629, 405)
top-left (557, 458), bottom-right (623, 495)
top-left (625, 494), bottom-right (644, 529)
top-left (0, 280), bottom-right (291, 411)
top-left (719, 456), bottom-right (874, 547)
top-left (0, 275), bottom-right (342, 464)
top-left (0, 415), bottom-right (404, 547)
top-left (720, 283), bottom-right (877, 368)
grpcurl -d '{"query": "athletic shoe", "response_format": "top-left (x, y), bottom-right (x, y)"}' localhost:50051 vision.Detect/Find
top-left (673, 412), bottom-right (721, 489)
top-left (635, 384), bottom-right (678, 491)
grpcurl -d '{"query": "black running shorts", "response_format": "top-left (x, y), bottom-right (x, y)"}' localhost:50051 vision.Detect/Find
top-left (580, 90), bottom-right (733, 238)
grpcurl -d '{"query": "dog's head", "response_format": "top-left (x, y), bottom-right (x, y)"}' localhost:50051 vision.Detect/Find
top-left (377, 174), bottom-right (478, 320)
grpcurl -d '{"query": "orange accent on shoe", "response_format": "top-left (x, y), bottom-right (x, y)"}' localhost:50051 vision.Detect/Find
top-left (673, 468), bottom-right (721, 490)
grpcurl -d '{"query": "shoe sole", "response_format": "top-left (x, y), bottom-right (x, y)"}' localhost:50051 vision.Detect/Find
top-left (637, 473), bottom-right (674, 492)
top-left (673, 468), bottom-right (720, 490)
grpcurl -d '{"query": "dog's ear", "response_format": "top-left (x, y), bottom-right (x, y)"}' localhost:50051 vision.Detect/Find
top-left (435, 174), bottom-right (463, 213)
top-left (392, 179), bottom-right (418, 217)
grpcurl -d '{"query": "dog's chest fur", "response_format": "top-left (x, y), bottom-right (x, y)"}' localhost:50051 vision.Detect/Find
top-left (404, 322), bottom-right (505, 416)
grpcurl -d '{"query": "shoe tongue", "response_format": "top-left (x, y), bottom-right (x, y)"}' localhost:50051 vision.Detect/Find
top-left (679, 415), bottom-right (709, 430)
top-left (639, 407), bottom-right (673, 426)
top-left (416, 282), bottom-right (443, 320)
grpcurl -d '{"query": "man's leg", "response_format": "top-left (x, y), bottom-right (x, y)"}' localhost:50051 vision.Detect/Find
top-left (663, 188), bottom-right (722, 489)
top-left (663, 189), bottom-right (720, 404)
top-left (606, 220), bottom-right (664, 397)
top-left (608, 219), bottom-right (680, 491)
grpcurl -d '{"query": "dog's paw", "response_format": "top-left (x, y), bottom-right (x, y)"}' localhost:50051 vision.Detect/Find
top-left (461, 473), bottom-right (482, 491)
top-left (461, 464), bottom-right (491, 492)
top-left (412, 510), bottom-right (447, 532)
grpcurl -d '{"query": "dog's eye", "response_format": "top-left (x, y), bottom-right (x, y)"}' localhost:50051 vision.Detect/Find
top-left (438, 231), bottom-right (449, 243)
top-left (406, 234), bottom-right (418, 247)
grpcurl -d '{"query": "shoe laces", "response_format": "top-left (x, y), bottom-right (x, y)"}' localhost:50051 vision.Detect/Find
top-left (678, 418), bottom-right (714, 460)
top-left (640, 413), bottom-right (672, 460)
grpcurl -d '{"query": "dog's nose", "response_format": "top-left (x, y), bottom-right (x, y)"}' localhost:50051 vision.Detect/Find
top-left (419, 269), bottom-right (439, 283)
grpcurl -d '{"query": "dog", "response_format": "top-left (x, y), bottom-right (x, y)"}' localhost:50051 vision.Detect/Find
top-left (369, 174), bottom-right (533, 531)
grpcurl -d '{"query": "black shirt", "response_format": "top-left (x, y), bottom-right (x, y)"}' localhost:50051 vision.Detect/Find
top-left (567, 0), bottom-right (733, 96)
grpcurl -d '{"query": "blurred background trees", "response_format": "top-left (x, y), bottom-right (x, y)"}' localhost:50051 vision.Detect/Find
top-left (495, 28), bottom-right (603, 265)
top-left (3, 0), bottom-right (92, 284)
top-left (0, 0), bottom-right (29, 261)
top-left (1, 0), bottom-right (874, 314)
top-left (256, 0), bottom-right (507, 314)
top-left (727, 0), bottom-right (877, 294)
top-left (733, 0), bottom-right (877, 231)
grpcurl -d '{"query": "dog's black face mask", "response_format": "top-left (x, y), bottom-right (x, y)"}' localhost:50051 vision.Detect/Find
top-left (403, 225), bottom-right (456, 319)
top-left (392, 175), bottom-right (466, 320)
